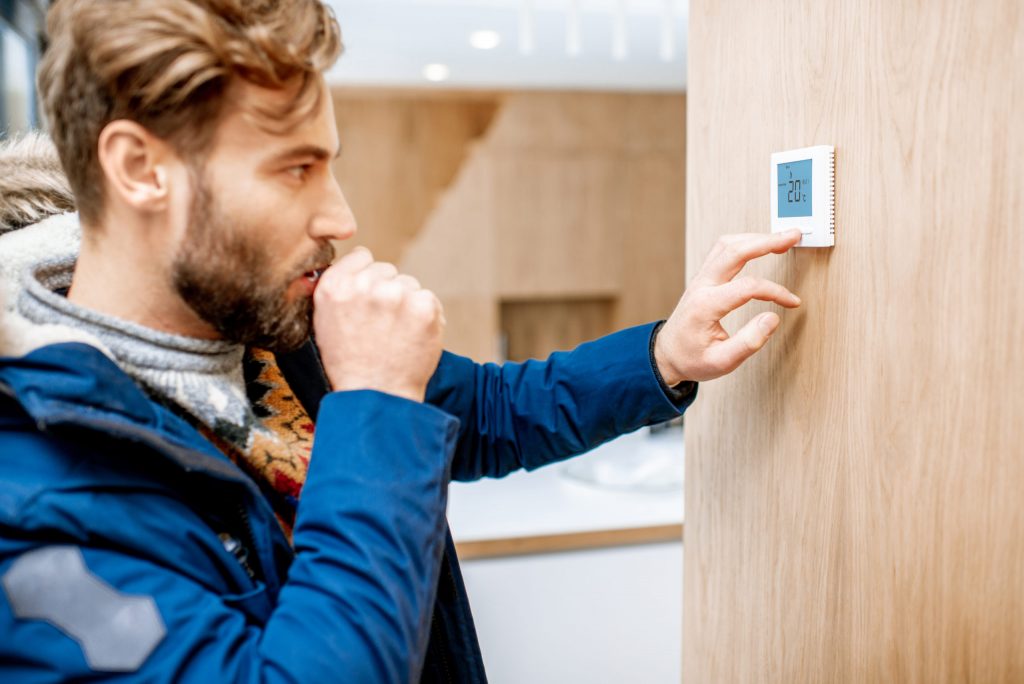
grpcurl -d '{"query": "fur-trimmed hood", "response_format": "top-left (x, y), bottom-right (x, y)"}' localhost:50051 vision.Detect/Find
top-left (0, 132), bottom-right (75, 234)
top-left (0, 133), bottom-right (101, 358)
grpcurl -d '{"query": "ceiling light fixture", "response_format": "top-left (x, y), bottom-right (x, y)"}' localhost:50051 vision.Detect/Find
top-left (612, 0), bottom-right (628, 61)
top-left (470, 30), bottom-right (502, 50)
top-left (660, 0), bottom-right (676, 62)
top-left (519, 0), bottom-right (535, 55)
top-left (566, 0), bottom-right (582, 57)
top-left (422, 63), bottom-right (451, 82)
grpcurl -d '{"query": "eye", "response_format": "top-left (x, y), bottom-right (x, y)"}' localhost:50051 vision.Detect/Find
top-left (287, 164), bottom-right (313, 180)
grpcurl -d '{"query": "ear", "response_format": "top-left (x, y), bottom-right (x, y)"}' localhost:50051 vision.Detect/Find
top-left (96, 120), bottom-right (176, 214)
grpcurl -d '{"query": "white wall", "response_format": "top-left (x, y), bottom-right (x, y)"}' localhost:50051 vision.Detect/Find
top-left (460, 542), bottom-right (682, 684)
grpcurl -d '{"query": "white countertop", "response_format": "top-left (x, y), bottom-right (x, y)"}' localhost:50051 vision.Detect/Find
top-left (447, 426), bottom-right (685, 543)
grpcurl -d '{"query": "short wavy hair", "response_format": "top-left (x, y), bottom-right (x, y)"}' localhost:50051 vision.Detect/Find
top-left (37, 0), bottom-right (344, 225)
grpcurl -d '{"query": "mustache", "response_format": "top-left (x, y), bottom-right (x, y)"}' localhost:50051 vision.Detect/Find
top-left (294, 242), bottom-right (337, 277)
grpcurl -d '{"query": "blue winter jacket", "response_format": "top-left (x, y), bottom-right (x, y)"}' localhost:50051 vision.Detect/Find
top-left (0, 322), bottom-right (694, 682)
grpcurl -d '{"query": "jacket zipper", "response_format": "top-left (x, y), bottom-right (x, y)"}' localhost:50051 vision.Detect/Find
top-left (233, 501), bottom-right (263, 581)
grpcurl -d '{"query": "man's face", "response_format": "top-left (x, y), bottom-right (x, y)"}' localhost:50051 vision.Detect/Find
top-left (170, 78), bottom-right (356, 352)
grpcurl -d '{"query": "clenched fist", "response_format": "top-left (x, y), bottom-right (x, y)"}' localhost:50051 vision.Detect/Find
top-left (654, 230), bottom-right (803, 385)
top-left (313, 247), bottom-right (445, 402)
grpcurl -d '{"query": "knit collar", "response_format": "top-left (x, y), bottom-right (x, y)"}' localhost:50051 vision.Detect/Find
top-left (19, 252), bottom-right (245, 377)
top-left (4, 214), bottom-right (256, 443)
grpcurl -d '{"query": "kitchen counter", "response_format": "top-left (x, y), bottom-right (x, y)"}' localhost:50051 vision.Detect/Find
top-left (447, 425), bottom-right (685, 559)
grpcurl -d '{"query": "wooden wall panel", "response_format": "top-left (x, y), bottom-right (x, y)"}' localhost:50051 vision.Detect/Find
top-left (492, 153), bottom-right (624, 298)
top-left (486, 93), bottom-right (685, 306)
top-left (500, 298), bottom-right (615, 362)
top-left (330, 92), bottom-right (498, 263)
top-left (684, 1), bottom-right (1024, 682)
top-left (398, 92), bottom-right (686, 361)
top-left (399, 151), bottom-right (499, 362)
top-left (617, 155), bottom-right (686, 330)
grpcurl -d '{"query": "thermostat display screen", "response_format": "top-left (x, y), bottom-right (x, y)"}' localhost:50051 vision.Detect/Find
top-left (777, 159), bottom-right (812, 218)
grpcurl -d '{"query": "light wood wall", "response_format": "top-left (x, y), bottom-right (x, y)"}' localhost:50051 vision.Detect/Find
top-left (501, 297), bottom-right (615, 363)
top-left (397, 92), bottom-right (686, 361)
top-left (330, 91), bottom-right (499, 263)
top-left (684, 1), bottom-right (1024, 682)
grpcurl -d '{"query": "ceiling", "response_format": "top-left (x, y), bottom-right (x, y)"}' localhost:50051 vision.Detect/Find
top-left (325, 0), bottom-right (688, 91)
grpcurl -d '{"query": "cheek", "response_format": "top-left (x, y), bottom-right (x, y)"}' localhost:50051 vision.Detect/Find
top-left (166, 167), bottom-right (198, 246)
top-left (220, 192), bottom-right (300, 255)
top-left (197, 170), bottom-right (315, 278)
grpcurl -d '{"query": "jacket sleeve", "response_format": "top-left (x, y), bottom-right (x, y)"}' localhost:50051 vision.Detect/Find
top-left (425, 321), bottom-right (697, 482)
top-left (0, 390), bottom-right (458, 684)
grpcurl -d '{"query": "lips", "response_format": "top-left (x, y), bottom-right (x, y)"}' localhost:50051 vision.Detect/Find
top-left (298, 243), bottom-right (336, 290)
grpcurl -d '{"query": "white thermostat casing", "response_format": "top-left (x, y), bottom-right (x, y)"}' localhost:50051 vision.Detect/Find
top-left (770, 145), bottom-right (834, 248)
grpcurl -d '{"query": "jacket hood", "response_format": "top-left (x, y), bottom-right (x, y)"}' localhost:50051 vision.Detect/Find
top-left (0, 132), bottom-right (101, 359)
top-left (0, 132), bottom-right (75, 235)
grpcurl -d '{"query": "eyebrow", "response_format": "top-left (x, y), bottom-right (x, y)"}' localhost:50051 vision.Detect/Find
top-left (270, 144), bottom-right (343, 163)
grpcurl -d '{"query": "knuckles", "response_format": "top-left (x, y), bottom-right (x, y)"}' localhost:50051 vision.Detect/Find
top-left (313, 279), bottom-right (346, 306)
top-left (313, 263), bottom-right (444, 331)
top-left (405, 290), bottom-right (439, 320)
top-left (369, 280), bottom-right (404, 307)
top-left (374, 262), bottom-right (400, 279)
top-left (737, 275), bottom-right (759, 295)
top-left (722, 242), bottom-right (742, 262)
top-left (688, 285), bottom-right (716, 312)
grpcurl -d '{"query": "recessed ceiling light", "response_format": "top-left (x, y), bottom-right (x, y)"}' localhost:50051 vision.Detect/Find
top-left (519, 3), bottom-right (535, 55)
top-left (422, 63), bottom-right (451, 82)
top-left (470, 30), bottom-right (502, 50)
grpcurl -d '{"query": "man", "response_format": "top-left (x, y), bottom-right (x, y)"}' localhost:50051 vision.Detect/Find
top-left (0, 0), bottom-right (802, 681)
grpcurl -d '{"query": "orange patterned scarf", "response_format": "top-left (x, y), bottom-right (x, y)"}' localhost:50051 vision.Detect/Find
top-left (200, 347), bottom-right (315, 540)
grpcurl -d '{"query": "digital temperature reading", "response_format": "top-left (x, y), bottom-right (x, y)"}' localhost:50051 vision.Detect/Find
top-left (777, 158), bottom-right (812, 218)
top-left (770, 145), bottom-right (835, 248)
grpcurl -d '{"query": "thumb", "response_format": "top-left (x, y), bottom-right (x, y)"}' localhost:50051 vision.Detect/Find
top-left (709, 312), bottom-right (780, 374)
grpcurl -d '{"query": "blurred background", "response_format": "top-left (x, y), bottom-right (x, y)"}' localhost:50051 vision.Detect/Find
top-left (1, 0), bottom-right (42, 137)
top-left (2, 1), bottom-right (687, 681)
top-left (324, 3), bottom-right (689, 682)
top-left (326, 1), bottom-right (688, 367)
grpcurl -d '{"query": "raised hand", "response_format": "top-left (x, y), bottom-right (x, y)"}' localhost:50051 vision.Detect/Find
top-left (313, 247), bottom-right (445, 402)
top-left (653, 230), bottom-right (803, 385)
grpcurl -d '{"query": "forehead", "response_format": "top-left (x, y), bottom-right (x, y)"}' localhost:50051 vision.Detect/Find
top-left (211, 77), bottom-right (339, 160)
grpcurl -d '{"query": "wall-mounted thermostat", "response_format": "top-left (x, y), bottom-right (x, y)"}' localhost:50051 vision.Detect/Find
top-left (770, 145), bottom-right (834, 247)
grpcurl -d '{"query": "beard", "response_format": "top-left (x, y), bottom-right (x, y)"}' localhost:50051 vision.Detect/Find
top-left (172, 177), bottom-right (334, 353)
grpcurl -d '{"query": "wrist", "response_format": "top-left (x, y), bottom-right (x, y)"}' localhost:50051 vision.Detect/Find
top-left (652, 325), bottom-right (688, 387)
top-left (329, 374), bottom-right (426, 403)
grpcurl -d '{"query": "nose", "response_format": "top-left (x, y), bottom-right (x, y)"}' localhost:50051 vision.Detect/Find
top-left (310, 178), bottom-right (357, 242)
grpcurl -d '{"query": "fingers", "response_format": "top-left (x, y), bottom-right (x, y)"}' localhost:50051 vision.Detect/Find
top-left (706, 312), bottom-right (781, 374)
top-left (332, 246), bottom-right (375, 277)
top-left (318, 250), bottom-right (423, 304)
top-left (395, 273), bottom-right (420, 289)
top-left (696, 230), bottom-right (802, 285)
top-left (408, 289), bottom-right (443, 321)
top-left (710, 276), bottom-right (801, 317)
top-left (353, 262), bottom-right (399, 290)
top-left (659, 232), bottom-right (803, 382)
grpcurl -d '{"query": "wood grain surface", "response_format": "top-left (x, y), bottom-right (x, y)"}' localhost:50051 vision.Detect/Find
top-left (400, 92), bottom-right (686, 361)
top-left (456, 524), bottom-right (684, 561)
top-left (684, 1), bottom-right (1024, 682)
top-left (330, 92), bottom-right (498, 263)
top-left (500, 297), bottom-right (615, 362)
